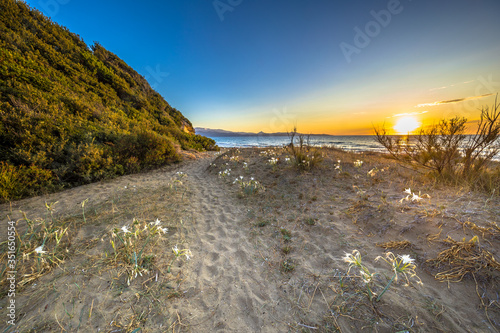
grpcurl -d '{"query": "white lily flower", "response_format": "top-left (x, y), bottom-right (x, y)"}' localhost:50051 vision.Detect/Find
top-left (404, 188), bottom-right (412, 195)
top-left (399, 255), bottom-right (415, 265)
top-left (121, 225), bottom-right (131, 233)
top-left (35, 245), bottom-right (47, 254)
top-left (353, 160), bottom-right (364, 167)
top-left (150, 218), bottom-right (161, 226)
top-left (411, 193), bottom-right (422, 202)
top-left (343, 250), bottom-right (362, 266)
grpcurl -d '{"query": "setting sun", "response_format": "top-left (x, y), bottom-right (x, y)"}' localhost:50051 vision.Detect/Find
top-left (393, 116), bottom-right (421, 134)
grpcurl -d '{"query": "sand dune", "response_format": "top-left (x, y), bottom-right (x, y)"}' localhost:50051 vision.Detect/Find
top-left (1, 148), bottom-right (499, 332)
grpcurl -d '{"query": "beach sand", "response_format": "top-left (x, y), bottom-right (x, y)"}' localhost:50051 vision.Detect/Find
top-left (1, 147), bottom-right (499, 332)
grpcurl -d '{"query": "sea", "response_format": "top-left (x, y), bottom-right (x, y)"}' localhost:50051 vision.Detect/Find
top-left (208, 135), bottom-right (384, 153)
top-left (207, 135), bottom-right (500, 161)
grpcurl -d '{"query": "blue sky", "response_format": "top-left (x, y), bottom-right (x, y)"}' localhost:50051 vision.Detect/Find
top-left (24, 0), bottom-right (500, 134)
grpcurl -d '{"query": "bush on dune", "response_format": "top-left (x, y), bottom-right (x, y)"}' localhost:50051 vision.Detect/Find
top-left (0, 162), bottom-right (54, 201)
top-left (0, 0), bottom-right (218, 202)
top-left (287, 127), bottom-right (323, 171)
top-left (374, 97), bottom-right (500, 193)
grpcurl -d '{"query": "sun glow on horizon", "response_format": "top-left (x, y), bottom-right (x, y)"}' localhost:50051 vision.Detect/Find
top-left (393, 116), bottom-right (421, 134)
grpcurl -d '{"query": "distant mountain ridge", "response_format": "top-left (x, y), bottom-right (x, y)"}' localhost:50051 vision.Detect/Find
top-left (195, 127), bottom-right (331, 137)
top-left (0, 0), bottom-right (217, 201)
top-left (195, 128), bottom-right (289, 137)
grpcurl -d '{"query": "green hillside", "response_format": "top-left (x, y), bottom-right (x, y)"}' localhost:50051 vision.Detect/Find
top-left (0, 0), bottom-right (217, 202)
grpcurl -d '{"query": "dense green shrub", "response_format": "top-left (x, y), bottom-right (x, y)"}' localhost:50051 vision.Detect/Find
top-left (0, 0), bottom-right (217, 202)
top-left (114, 131), bottom-right (181, 168)
top-left (71, 142), bottom-right (119, 183)
top-left (0, 162), bottom-right (54, 201)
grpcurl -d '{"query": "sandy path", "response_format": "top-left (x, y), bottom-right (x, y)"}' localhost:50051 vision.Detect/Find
top-left (172, 156), bottom-right (284, 332)
top-left (0, 153), bottom-right (289, 332)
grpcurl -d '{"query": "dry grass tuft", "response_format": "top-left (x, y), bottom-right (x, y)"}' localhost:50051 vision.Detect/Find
top-left (427, 236), bottom-right (500, 282)
top-left (460, 220), bottom-right (500, 239)
top-left (0, 207), bottom-right (76, 292)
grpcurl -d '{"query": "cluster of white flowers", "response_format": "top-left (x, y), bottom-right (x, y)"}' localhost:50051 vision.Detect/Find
top-left (343, 250), bottom-right (375, 287)
top-left (344, 250), bottom-right (422, 302)
top-left (233, 175), bottom-right (244, 184)
top-left (334, 159), bottom-right (342, 171)
top-left (233, 175), bottom-right (264, 194)
top-left (171, 172), bottom-right (187, 187)
top-left (109, 218), bottom-right (171, 283)
top-left (260, 149), bottom-right (278, 156)
top-left (229, 155), bottom-right (240, 162)
top-left (268, 157), bottom-right (278, 165)
top-left (400, 188), bottom-right (430, 203)
top-left (149, 218), bottom-right (168, 234)
top-left (218, 168), bottom-right (231, 178)
top-left (375, 252), bottom-right (422, 288)
top-left (176, 171), bottom-right (186, 179)
top-left (118, 218), bottom-right (168, 237)
top-left (172, 245), bottom-right (192, 261)
top-left (353, 160), bottom-right (363, 168)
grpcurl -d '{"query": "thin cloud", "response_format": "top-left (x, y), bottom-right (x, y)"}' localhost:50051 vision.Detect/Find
top-left (429, 79), bottom-right (475, 91)
top-left (388, 111), bottom-right (428, 118)
top-left (415, 93), bottom-right (493, 108)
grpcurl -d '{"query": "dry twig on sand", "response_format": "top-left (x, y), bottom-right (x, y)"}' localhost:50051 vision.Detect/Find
top-left (426, 236), bottom-right (500, 282)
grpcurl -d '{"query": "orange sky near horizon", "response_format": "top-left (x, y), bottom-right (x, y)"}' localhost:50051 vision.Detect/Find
top-left (203, 91), bottom-right (498, 136)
